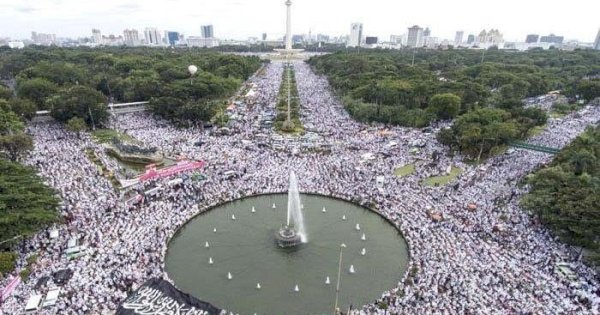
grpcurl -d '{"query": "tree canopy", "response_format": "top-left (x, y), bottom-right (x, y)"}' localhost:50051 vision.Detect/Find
top-left (308, 49), bottom-right (600, 128)
top-left (521, 126), bottom-right (600, 266)
top-left (0, 46), bottom-right (263, 125)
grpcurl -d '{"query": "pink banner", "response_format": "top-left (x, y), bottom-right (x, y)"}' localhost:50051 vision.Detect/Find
top-left (140, 160), bottom-right (205, 182)
top-left (1, 276), bottom-right (21, 303)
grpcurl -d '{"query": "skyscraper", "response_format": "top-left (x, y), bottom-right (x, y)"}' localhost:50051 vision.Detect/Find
top-left (454, 31), bottom-right (464, 46)
top-left (167, 31), bottom-right (180, 46)
top-left (201, 25), bottom-right (214, 38)
top-left (406, 25), bottom-right (424, 48)
top-left (525, 34), bottom-right (539, 43)
top-left (348, 23), bottom-right (363, 47)
top-left (467, 34), bottom-right (475, 44)
top-left (144, 27), bottom-right (162, 45)
top-left (92, 29), bottom-right (102, 44)
top-left (594, 28), bottom-right (600, 50)
top-left (123, 29), bottom-right (139, 46)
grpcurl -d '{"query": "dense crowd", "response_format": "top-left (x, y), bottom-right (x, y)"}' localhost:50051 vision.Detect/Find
top-left (1, 60), bottom-right (599, 315)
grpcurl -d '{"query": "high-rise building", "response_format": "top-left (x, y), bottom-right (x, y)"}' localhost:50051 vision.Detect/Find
top-left (454, 31), bottom-right (464, 46)
top-left (262, 33), bottom-right (267, 41)
top-left (540, 34), bottom-right (564, 44)
top-left (476, 29), bottom-right (503, 45)
top-left (92, 29), bottom-right (102, 44)
top-left (167, 31), bottom-right (180, 46)
top-left (348, 23), bottom-right (363, 47)
top-left (525, 34), bottom-right (539, 43)
top-left (201, 25), bottom-right (214, 38)
top-left (423, 27), bottom-right (431, 37)
top-left (390, 35), bottom-right (403, 45)
top-left (123, 29), bottom-right (140, 46)
top-left (406, 25), bottom-right (424, 48)
top-left (31, 32), bottom-right (56, 45)
top-left (467, 34), bottom-right (475, 44)
top-left (144, 27), bottom-right (162, 45)
top-left (594, 28), bottom-right (600, 50)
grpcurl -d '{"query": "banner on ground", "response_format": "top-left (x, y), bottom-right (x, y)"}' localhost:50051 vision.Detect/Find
top-left (116, 278), bottom-right (221, 315)
top-left (0, 276), bottom-right (21, 303)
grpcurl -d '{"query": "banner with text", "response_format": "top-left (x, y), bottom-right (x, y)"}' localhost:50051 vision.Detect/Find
top-left (116, 278), bottom-right (221, 315)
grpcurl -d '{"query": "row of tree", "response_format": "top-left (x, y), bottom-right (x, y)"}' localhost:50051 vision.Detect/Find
top-left (521, 126), bottom-right (600, 266)
top-left (275, 64), bottom-right (302, 133)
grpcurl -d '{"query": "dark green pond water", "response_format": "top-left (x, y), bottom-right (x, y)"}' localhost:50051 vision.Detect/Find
top-left (165, 194), bottom-right (409, 315)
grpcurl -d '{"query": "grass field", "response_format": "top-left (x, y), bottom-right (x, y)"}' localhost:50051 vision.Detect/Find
top-left (393, 164), bottom-right (416, 177)
top-left (91, 129), bottom-right (139, 144)
top-left (422, 167), bottom-right (463, 186)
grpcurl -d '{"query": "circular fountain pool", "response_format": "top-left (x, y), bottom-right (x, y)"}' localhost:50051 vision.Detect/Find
top-left (165, 194), bottom-right (409, 315)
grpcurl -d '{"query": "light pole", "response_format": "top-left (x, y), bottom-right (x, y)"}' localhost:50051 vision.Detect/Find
top-left (333, 243), bottom-right (346, 315)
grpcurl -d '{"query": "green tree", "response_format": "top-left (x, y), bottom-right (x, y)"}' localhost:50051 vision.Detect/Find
top-left (47, 85), bottom-right (107, 127)
top-left (9, 98), bottom-right (37, 120)
top-left (0, 133), bottom-right (33, 162)
top-left (429, 93), bottom-right (461, 120)
top-left (576, 80), bottom-right (600, 101)
top-left (0, 85), bottom-right (12, 100)
top-left (16, 78), bottom-right (58, 109)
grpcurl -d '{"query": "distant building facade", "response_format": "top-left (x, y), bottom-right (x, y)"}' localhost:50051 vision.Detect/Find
top-left (201, 25), bottom-right (214, 38)
top-left (365, 36), bottom-right (378, 45)
top-left (123, 29), bottom-right (140, 46)
top-left (348, 23), bottom-right (363, 47)
top-left (187, 36), bottom-right (219, 48)
top-left (31, 32), bottom-right (56, 45)
top-left (92, 29), bottom-right (102, 44)
top-left (540, 34), bottom-right (564, 44)
top-left (467, 34), bottom-right (475, 44)
top-left (167, 31), bottom-right (180, 46)
top-left (454, 31), bottom-right (464, 46)
top-left (476, 29), bottom-right (503, 46)
top-left (525, 34), bottom-right (539, 43)
top-left (406, 25), bottom-right (424, 48)
top-left (144, 27), bottom-right (162, 46)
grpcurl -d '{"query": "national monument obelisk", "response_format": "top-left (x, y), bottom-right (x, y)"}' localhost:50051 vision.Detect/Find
top-left (275, 0), bottom-right (303, 56)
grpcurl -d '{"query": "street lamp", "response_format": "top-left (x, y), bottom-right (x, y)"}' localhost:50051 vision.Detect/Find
top-left (333, 243), bottom-right (346, 315)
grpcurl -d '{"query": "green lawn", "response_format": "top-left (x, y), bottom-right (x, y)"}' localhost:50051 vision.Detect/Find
top-left (393, 164), bottom-right (415, 177)
top-left (422, 167), bottom-right (463, 186)
top-left (91, 129), bottom-right (139, 144)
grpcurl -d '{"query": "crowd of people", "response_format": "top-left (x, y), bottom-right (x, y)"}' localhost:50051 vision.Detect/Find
top-left (1, 60), bottom-right (599, 315)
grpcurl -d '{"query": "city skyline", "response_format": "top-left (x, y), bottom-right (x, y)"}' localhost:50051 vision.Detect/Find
top-left (0, 0), bottom-right (598, 43)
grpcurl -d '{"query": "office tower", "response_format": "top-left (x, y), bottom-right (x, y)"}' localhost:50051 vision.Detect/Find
top-left (525, 34), bottom-right (539, 43)
top-left (123, 29), bottom-right (139, 46)
top-left (348, 23), bottom-right (363, 47)
top-left (467, 34), bottom-right (475, 44)
top-left (167, 31), bottom-right (180, 46)
top-left (92, 29), bottom-right (102, 44)
top-left (406, 25), bottom-right (424, 48)
top-left (540, 34), bottom-right (564, 44)
top-left (262, 33), bottom-right (267, 41)
top-left (594, 28), bottom-right (600, 50)
top-left (454, 31), bottom-right (464, 46)
top-left (144, 27), bottom-right (162, 45)
top-left (201, 25), bottom-right (214, 38)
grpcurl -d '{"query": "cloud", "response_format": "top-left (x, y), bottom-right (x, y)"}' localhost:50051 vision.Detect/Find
top-left (15, 5), bottom-right (39, 13)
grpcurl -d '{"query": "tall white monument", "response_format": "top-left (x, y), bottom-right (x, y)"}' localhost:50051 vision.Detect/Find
top-left (285, 0), bottom-right (292, 50)
top-left (274, 0), bottom-right (303, 56)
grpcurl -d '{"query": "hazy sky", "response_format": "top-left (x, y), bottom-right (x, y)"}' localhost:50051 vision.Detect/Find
top-left (0, 0), bottom-right (598, 42)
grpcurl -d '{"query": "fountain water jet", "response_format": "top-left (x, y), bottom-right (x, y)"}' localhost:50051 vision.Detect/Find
top-left (256, 283), bottom-right (261, 289)
top-left (293, 284), bottom-right (300, 292)
top-left (275, 171), bottom-right (307, 247)
top-left (227, 272), bottom-right (233, 280)
top-left (349, 265), bottom-right (355, 274)
top-left (325, 276), bottom-right (330, 285)
top-left (209, 257), bottom-right (214, 264)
